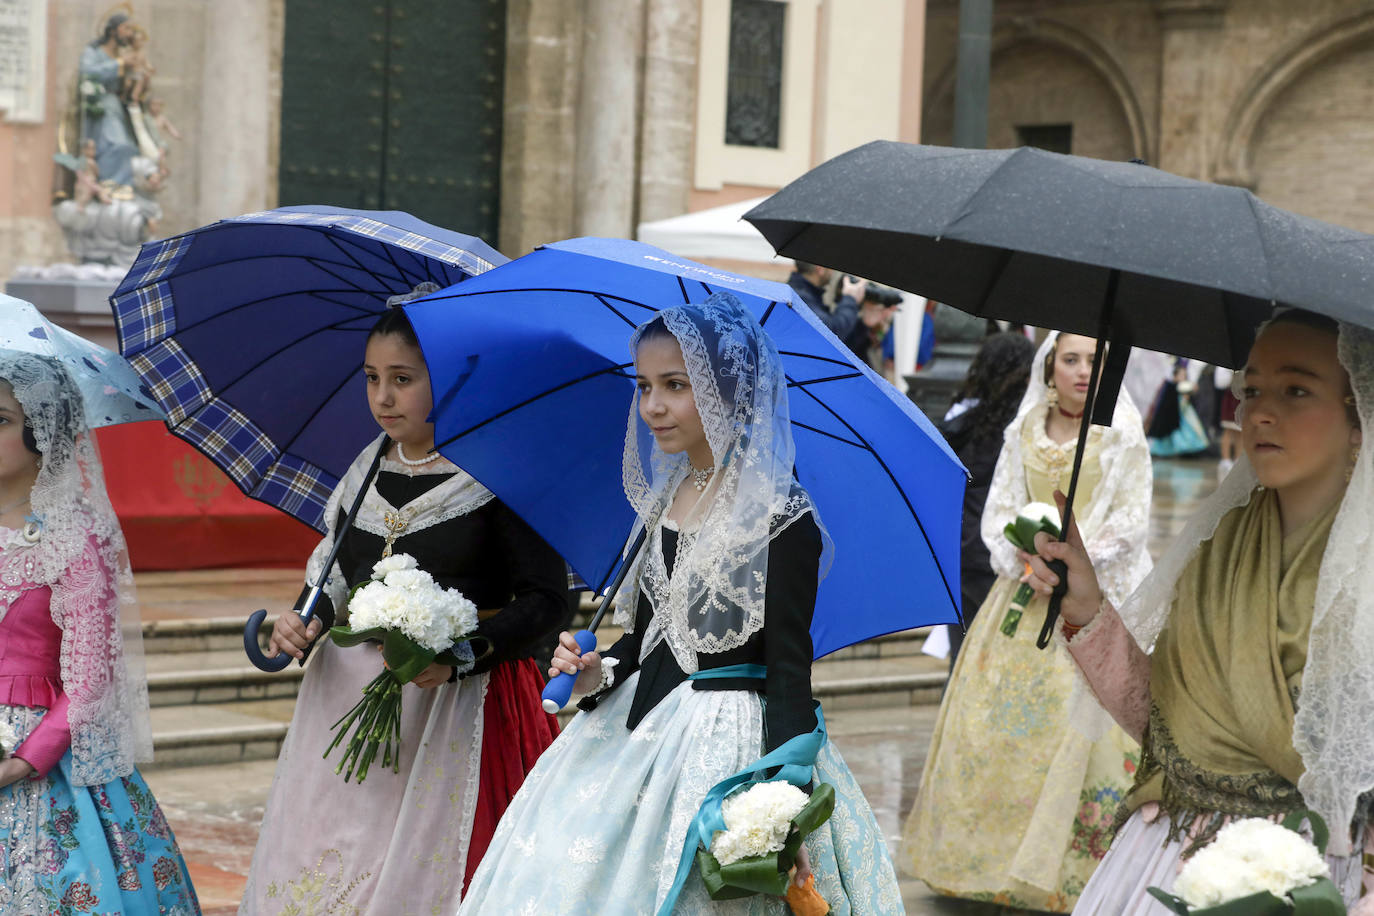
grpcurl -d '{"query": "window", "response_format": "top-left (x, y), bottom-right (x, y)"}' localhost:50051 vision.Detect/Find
top-left (1016, 124), bottom-right (1073, 154)
top-left (725, 0), bottom-right (785, 148)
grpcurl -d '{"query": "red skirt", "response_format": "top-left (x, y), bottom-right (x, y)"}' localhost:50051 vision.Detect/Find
top-left (465, 657), bottom-right (560, 893)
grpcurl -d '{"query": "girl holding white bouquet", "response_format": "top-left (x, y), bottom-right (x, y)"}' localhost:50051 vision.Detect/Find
top-left (458, 292), bottom-right (901, 914)
top-left (1025, 310), bottom-right (1374, 913)
top-left (902, 332), bottom-right (1154, 911)
top-left (240, 307), bottom-right (568, 913)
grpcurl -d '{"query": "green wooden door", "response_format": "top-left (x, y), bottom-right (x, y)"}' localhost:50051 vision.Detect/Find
top-left (278, 0), bottom-right (506, 241)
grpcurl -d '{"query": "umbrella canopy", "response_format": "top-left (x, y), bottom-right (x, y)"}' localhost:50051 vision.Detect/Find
top-left (0, 294), bottom-right (165, 427)
top-left (110, 205), bottom-right (506, 531)
top-left (745, 141), bottom-right (1374, 370)
top-left (745, 140), bottom-right (1374, 645)
top-left (403, 237), bottom-right (966, 659)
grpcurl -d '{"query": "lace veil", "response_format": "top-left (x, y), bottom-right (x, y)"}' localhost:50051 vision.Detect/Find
top-left (1068, 320), bottom-right (1374, 855)
top-left (981, 331), bottom-right (1153, 607)
top-left (0, 352), bottom-right (152, 784)
top-left (613, 291), bottom-right (833, 673)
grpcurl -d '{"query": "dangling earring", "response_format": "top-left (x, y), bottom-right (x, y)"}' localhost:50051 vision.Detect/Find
top-left (1046, 384), bottom-right (1059, 408)
top-left (1348, 445), bottom-right (1361, 483)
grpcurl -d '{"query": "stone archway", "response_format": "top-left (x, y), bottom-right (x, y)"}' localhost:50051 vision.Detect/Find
top-left (923, 17), bottom-right (1151, 160)
top-left (1214, 10), bottom-right (1374, 193)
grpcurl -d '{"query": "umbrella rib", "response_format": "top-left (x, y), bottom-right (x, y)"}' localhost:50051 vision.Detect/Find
top-left (789, 419), bottom-right (864, 450)
top-left (592, 295), bottom-right (640, 328)
top-left (786, 372), bottom-right (864, 388)
top-left (435, 362), bottom-right (636, 448)
top-left (759, 301), bottom-right (778, 326)
top-left (414, 286), bottom-right (662, 315)
top-left (131, 285), bottom-right (381, 342)
top-left (208, 316), bottom-right (370, 393)
top-left (116, 250), bottom-right (398, 295)
top-left (788, 377), bottom-right (961, 612)
top-left (320, 232), bottom-right (409, 288)
top-left (776, 350), bottom-right (863, 370)
top-left (270, 363), bottom-right (367, 460)
top-left (675, 275), bottom-right (690, 304)
top-left (376, 237), bottom-right (424, 291)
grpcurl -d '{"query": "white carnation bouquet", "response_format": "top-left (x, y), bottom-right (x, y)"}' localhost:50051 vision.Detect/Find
top-left (696, 780), bottom-right (835, 904)
top-left (323, 553), bottom-right (480, 782)
top-left (0, 720), bottom-right (18, 758)
top-left (1149, 811), bottom-right (1346, 915)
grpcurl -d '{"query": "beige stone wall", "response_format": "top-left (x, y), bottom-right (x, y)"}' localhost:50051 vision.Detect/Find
top-left (921, 0), bottom-right (1374, 234)
top-left (0, 0), bottom-right (281, 284)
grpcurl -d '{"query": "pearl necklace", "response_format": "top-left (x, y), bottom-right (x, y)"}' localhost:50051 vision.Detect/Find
top-left (396, 442), bottom-right (441, 467)
top-left (690, 465), bottom-right (716, 492)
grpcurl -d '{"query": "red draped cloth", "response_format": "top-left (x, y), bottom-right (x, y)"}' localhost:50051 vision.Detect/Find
top-left (465, 657), bottom-right (560, 894)
top-left (93, 422), bottom-right (319, 570)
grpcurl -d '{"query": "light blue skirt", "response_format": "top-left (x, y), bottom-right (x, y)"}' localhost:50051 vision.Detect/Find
top-left (0, 705), bottom-right (201, 915)
top-left (459, 671), bottom-right (902, 915)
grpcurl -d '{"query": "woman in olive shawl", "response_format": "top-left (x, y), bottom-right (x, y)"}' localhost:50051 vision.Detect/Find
top-left (1024, 310), bottom-right (1374, 912)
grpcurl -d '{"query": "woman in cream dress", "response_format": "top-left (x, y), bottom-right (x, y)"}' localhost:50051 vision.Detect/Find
top-left (901, 332), bottom-right (1153, 911)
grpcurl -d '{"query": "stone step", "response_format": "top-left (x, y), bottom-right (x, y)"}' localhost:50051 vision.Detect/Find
top-left (144, 654), bottom-right (949, 768)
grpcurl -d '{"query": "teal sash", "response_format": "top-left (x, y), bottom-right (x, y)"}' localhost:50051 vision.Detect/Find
top-left (655, 664), bottom-right (825, 916)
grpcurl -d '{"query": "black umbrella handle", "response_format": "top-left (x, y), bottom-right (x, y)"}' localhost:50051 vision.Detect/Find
top-left (1036, 560), bottom-right (1071, 649)
top-left (242, 437), bottom-right (391, 672)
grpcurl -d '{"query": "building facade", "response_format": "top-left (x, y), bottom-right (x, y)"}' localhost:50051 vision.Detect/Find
top-left (922, 0), bottom-right (1374, 234)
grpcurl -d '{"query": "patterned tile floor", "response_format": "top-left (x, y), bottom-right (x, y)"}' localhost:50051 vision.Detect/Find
top-left (143, 456), bottom-right (1222, 915)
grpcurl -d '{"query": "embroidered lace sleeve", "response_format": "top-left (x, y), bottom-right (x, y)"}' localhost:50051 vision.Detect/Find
top-left (49, 534), bottom-right (140, 784)
top-left (1064, 600), bottom-right (1151, 742)
top-left (1079, 427), bottom-right (1154, 606)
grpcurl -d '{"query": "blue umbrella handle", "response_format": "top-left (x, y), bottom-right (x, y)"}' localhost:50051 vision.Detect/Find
top-left (243, 608), bottom-right (293, 672)
top-left (541, 629), bottom-right (599, 714)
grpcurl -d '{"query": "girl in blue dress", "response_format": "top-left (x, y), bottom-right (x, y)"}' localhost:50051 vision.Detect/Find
top-left (459, 293), bottom-right (901, 915)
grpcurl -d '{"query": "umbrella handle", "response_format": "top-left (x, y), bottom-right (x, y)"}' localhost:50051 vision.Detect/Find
top-left (243, 609), bottom-right (292, 672)
top-left (1035, 559), bottom-right (1071, 649)
top-left (540, 629), bottom-right (599, 714)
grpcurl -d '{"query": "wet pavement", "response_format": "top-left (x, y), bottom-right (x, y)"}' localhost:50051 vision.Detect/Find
top-left (141, 456), bottom-right (1220, 915)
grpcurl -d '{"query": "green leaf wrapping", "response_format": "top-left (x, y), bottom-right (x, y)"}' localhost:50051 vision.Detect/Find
top-left (327, 626), bottom-right (437, 685)
top-left (696, 783), bottom-right (837, 902)
top-left (1004, 515), bottom-right (1061, 553)
top-left (1147, 889), bottom-right (1293, 916)
top-left (1281, 810), bottom-right (1331, 857)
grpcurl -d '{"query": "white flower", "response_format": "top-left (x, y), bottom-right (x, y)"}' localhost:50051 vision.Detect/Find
top-left (1019, 501), bottom-right (1061, 528)
top-left (0, 721), bottom-right (17, 756)
top-left (371, 553), bottom-right (419, 580)
top-left (709, 781), bottom-right (809, 866)
top-left (1174, 818), bottom-right (1331, 908)
top-left (346, 553), bottom-right (479, 652)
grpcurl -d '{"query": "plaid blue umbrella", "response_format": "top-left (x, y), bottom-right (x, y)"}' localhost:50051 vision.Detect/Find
top-left (110, 205), bottom-right (506, 531)
top-left (403, 237), bottom-right (966, 661)
top-left (0, 295), bottom-right (165, 427)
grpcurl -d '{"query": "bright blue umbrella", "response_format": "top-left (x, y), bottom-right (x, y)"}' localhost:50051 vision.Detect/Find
top-left (0, 295), bottom-right (165, 427)
top-left (110, 204), bottom-right (506, 531)
top-left (403, 237), bottom-right (966, 662)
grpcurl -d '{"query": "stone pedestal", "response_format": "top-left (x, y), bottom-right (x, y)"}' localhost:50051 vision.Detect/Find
top-left (5, 264), bottom-right (124, 349)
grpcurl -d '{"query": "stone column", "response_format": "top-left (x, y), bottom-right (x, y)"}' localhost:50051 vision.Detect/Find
top-left (636, 0), bottom-right (698, 225)
top-left (498, 0), bottom-right (581, 256)
top-left (573, 0), bottom-right (644, 238)
top-left (196, 0), bottom-right (275, 223)
top-left (1154, 0), bottom-right (1229, 179)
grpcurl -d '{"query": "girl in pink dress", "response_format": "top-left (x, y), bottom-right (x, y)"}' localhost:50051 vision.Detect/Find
top-left (0, 353), bottom-right (200, 914)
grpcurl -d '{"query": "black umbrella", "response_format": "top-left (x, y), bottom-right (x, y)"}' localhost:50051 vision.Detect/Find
top-left (745, 141), bottom-right (1374, 645)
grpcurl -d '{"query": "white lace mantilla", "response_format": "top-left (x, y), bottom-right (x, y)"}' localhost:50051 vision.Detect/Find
top-left (0, 353), bottom-right (152, 785)
top-left (612, 292), bottom-right (833, 673)
top-left (305, 434), bottom-right (495, 614)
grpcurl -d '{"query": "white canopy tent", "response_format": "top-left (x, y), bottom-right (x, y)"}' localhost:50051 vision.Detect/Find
top-left (636, 198), bottom-right (925, 391)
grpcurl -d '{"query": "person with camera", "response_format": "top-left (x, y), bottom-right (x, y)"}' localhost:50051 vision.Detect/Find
top-left (842, 285), bottom-right (903, 373)
top-left (787, 260), bottom-right (866, 339)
